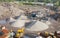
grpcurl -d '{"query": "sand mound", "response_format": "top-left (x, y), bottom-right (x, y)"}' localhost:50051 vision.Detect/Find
top-left (26, 21), bottom-right (49, 31)
top-left (11, 20), bottom-right (26, 28)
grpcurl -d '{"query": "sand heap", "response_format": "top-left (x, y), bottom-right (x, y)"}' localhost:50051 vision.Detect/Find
top-left (11, 15), bottom-right (29, 28)
top-left (26, 20), bottom-right (49, 32)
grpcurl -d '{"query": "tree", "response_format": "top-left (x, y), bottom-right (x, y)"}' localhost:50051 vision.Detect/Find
top-left (59, 0), bottom-right (60, 6)
top-left (0, 0), bottom-right (4, 2)
top-left (0, 0), bottom-right (15, 2)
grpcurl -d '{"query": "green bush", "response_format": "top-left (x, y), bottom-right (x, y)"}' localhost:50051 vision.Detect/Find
top-left (0, 0), bottom-right (14, 2)
top-left (54, 1), bottom-right (60, 6)
top-left (19, 2), bottom-right (24, 6)
top-left (23, 2), bottom-right (33, 5)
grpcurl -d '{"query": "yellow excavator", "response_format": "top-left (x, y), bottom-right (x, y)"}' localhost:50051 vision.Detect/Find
top-left (16, 27), bottom-right (25, 38)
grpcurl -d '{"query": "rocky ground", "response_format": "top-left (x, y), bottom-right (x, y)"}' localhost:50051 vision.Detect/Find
top-left (0, 2), bottom-right (24, 20)
top-left (0, 2), bottom-right (48, 19)
top-left (0, 2), bottom-right (60, 38)
top-left (0, 2), bottom-right (60, 29)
